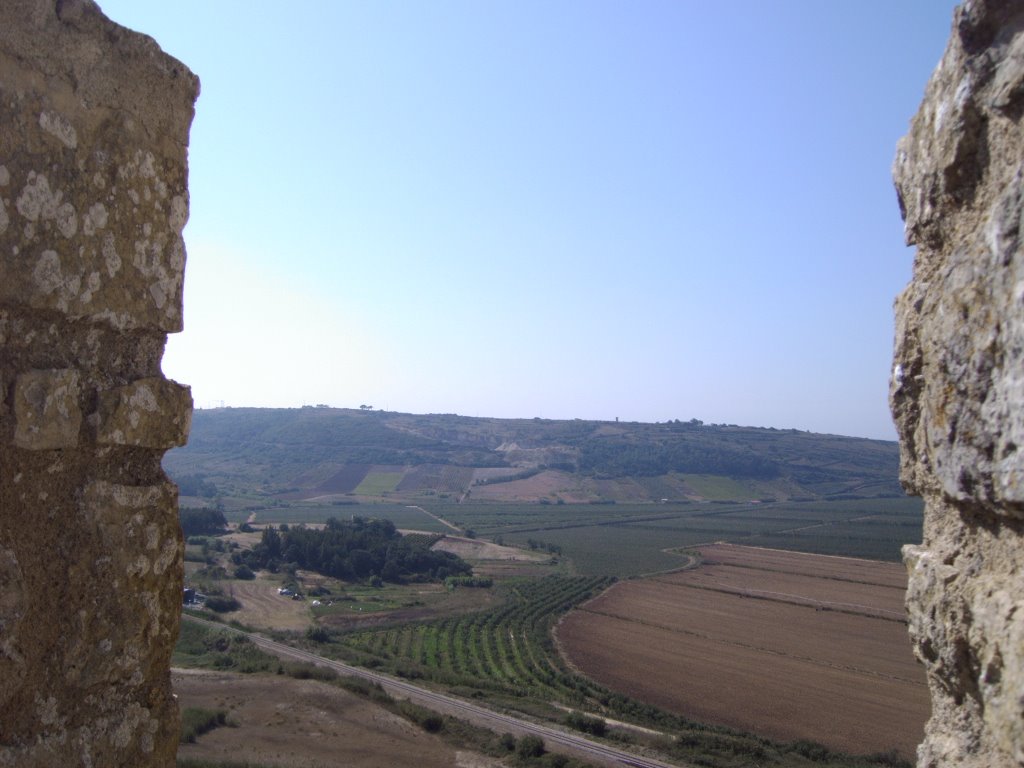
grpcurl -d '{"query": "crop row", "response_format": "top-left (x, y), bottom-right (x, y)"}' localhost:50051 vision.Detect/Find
top-left (337, 575), bottom-right (614, 703)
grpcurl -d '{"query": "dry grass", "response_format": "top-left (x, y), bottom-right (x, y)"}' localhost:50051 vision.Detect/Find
top-left (173, 669), bottom-right (464, 768)
top-left (227, 579), bottom-right (312, 632)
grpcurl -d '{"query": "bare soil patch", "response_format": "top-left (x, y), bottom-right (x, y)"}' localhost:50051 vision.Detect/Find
top-left (698, 542), bottom-right (908, 587)
top-left (656, 563), bottom-right (907, 620)
top-left (432, 535), bottom-right (549, 562)
top-left (469, 470), bottom-right (580, 501)
top-left (557, 544), bottom-right (929, 759)
top-left (173, 669), bottom-right (464, 768)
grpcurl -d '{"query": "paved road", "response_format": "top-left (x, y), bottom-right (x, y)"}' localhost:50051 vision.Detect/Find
top-left (182, 614), bottom-right (683, 768)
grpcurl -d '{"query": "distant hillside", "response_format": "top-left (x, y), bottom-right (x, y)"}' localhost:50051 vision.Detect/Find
top-left (164, 408), bottom-right (904, 505)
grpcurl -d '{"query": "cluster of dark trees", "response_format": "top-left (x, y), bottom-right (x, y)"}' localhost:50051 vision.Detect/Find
top-left (176, 474), bottom-right (219, 498)
top-left (180, 507), bottom-right (228, 537)
top-left (237, 517), bottom-right (471, 584)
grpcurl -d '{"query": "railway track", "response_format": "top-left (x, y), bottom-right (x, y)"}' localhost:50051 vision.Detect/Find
top-left (182, 614), bottom-right (683, 768)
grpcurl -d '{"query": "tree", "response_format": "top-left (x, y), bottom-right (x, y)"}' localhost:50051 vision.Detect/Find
top-left (180, 507), bottom-right (227, 537)
top-left (260, 526), bottom-right (282, 560)
top-left (233, 564), bottom-right (255, 580)
top-left (516, 735), bottom-right (545, 758)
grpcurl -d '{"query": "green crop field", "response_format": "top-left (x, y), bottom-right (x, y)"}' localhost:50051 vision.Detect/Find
top-left (230, 497), bottom-right (921, 575)
top-left (332, 575), bottom-right (613, 699)
top-left (247, 503), bottom-right (451, 532)
top-left (353, 471), bottom-right (405, 496)
top-left (501, 526), bottom-right (698, 577)
top-left (682, 474), bottom-right (760, 500)
top-left (428, 498), bottom-right (924, 576)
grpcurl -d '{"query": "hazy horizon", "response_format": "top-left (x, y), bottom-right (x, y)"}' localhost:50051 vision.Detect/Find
top-left (190, 402), bottom-right (904, 442)
top-left (100, 1), bottom-right (958, 441)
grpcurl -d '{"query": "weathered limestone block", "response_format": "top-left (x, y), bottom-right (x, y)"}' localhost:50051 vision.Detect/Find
top-left (0, 1), bottom-right (197, 766)
top-left (13, 368), bottom-right (82, 449)
top-left (0, 0), bottom-right (195, 333)
top-left (892, 1), bottom-right (1024, 765)
top-left (95, 378), bottom-right (193, 448)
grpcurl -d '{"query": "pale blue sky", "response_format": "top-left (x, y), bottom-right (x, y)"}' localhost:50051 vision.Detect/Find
top-left (100, 1), bottom-right (956, 440)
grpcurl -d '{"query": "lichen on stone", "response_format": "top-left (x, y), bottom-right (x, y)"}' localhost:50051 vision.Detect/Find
top-left (0, 1), bottom-right (197, 765)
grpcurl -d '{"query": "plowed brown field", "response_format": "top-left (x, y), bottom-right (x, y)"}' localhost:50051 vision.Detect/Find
top-left (556, 544), bottom-right (929, 759)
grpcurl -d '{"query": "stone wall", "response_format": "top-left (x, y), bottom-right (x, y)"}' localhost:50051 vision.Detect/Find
top-left (0, 1), bottom-right (197, 766)
top-left (892, 1), bottom-right (1024, 765)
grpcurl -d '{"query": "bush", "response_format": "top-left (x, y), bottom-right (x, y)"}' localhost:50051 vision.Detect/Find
top-left (179, 707), bottom-right (228, 743)
top-left (445, 575), bottom-right (493, 589)
top-left (305, 625), bottom-right (331, 643)
top-left (420, 714), bottom-right (444, 733)
top-left (565, 712), bottom-right (607, 737)
top-left (233, 564), bottom-right (255, 580)
top-left (204, 596), bottom-right (241, 613)
top-left (516, 735), bottom-right (545, 758)
top-left (786, 740), bottom-right (836, 760)
top-left (281, 661), bottom-right (338, 681)
top-left (396, 700), bottom-right (445, 733)
top-left (865, 750), bottom-right (912, 768)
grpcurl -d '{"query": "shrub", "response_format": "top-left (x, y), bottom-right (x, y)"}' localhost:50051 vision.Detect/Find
top-left (233, 564), bottom-right (255, 580)
top-left (204, 596), bottom-right (241, 613)
top-left (396, 700), bottom-right (445, 733)
top-left (305, 625), bottom-right (331, 643)
top-left (565, 712), bottom-right (607, 737)
top-left (420, 714), bottom-right (444, 733)
top-left (516, 735), bottom-right (545, 758)
top-left (282, 661), bottom-right (338, 681)
top-left (179, 707), bottom-right (228, 743)
top-left (787, 740), bottom-right (834, 760)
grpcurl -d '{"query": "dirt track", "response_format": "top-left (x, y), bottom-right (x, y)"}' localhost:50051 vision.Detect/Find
top-left (557, 544), bottom-right (929, 759)
top-left (432, 535), bottom-right (549, 562)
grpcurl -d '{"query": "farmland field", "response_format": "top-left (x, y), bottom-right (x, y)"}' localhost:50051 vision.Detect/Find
top-left (247, 502), bottom-right (452, 531)
top-left (316, 463), bottom-right (371, 493)
top-left (556, 544), bottom-right (929, 759)
top-left (436, 498), bottom-right (923, 576)
top-left (353, 468), bottom-right (406, 495)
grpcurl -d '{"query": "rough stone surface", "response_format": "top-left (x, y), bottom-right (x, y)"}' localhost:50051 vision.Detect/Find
top-left (0, 2), bottom-right (197, 766)
top-left (95, 378), bottom-right (193, 449)
top-left (13, 368), bottom-right (82, 449)
top-left (892, 1), bottom-right (1024, 766)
